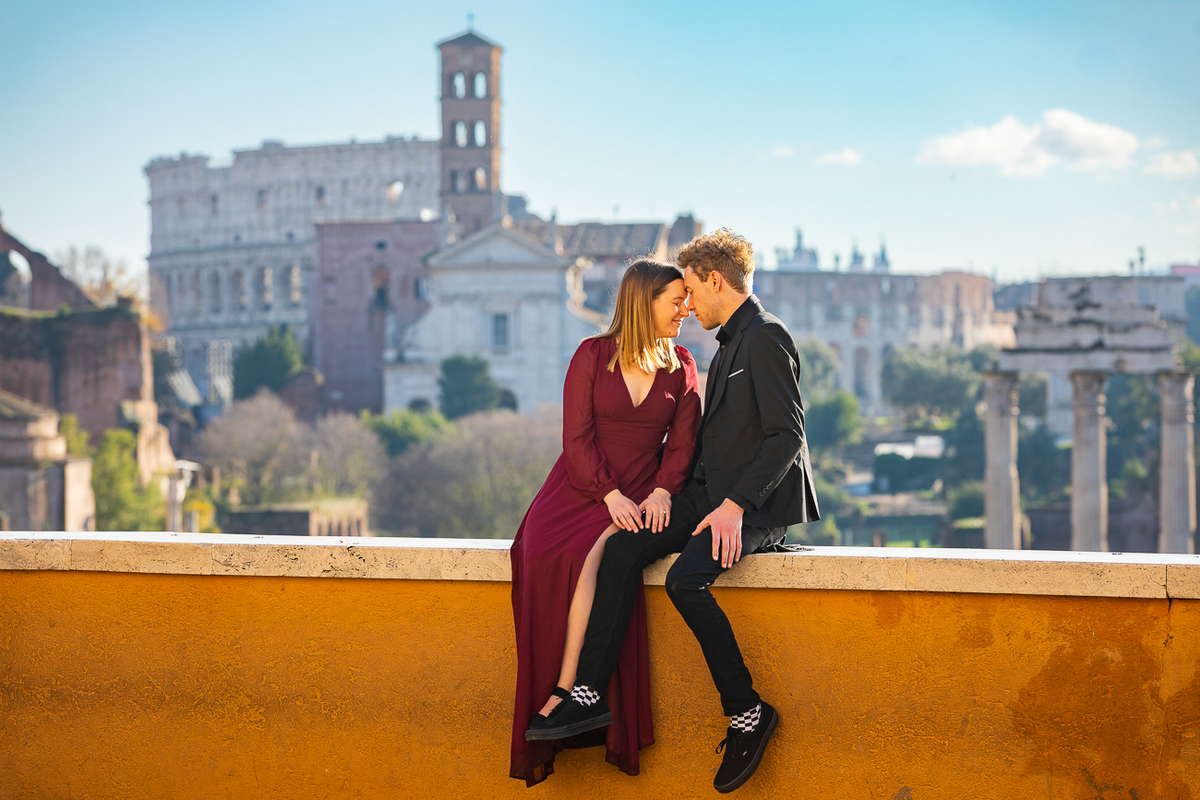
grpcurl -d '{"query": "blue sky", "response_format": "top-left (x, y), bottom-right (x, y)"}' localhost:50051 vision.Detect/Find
top-left (2, 0), bottom-right (1198, 282)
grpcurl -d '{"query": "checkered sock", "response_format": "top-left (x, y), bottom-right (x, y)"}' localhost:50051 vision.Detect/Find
top-left (729, 702), bottom-right (762, 733)
top-left (569, 684), bottom-right (600, 707)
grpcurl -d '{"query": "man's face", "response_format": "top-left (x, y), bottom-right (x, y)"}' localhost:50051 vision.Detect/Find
top-left (682, 266), bottom-right (719, 331)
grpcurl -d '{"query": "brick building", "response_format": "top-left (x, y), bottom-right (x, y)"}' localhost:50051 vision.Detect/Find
top-left (0, 226), bottom-right (177, 487)
top-left (311, 219), bottom-right (445, 413)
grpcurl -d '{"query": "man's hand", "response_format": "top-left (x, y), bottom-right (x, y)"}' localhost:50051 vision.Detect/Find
top-left (691, 498), bottom-right (745, 568)
top-left (638, 488), bottom-right (672, 533)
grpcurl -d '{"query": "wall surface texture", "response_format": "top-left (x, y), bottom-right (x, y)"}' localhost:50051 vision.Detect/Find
top-left (1, 534), bottom-right (1197, 800)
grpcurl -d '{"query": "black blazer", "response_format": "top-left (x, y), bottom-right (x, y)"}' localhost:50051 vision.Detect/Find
top-left (691, 294), bottom-right (820, 529)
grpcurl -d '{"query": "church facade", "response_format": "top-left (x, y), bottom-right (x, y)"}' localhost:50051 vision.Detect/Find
top-left (382, 221), bottom-right (603, 414)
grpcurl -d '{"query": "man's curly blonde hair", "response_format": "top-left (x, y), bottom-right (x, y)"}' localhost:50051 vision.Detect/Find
top-left (675, 228), bottom-right (754, 293)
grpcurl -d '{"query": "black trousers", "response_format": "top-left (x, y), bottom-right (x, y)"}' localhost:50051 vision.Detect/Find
top-left (575, 481), bottom-right (785, 716)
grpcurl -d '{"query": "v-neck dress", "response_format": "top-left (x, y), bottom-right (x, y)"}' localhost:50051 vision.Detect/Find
top-left (508, 334), bottom-right (701, 786)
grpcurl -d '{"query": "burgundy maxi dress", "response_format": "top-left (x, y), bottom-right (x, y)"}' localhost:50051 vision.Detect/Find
top-left (509, 335), bottom-right (701, 786)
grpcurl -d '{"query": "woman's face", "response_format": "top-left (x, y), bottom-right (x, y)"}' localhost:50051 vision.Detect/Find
top-left (652, 278), bottom-right (689, 339)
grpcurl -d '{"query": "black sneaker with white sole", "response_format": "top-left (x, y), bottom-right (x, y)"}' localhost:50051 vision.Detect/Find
top-left (524, 689), bottom-right (611, 741)
top-left (713, 700), bottom-right (779, 793)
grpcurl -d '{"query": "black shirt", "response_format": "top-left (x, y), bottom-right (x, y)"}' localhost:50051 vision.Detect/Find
top-left (693, 295), bottom-right (759, 482)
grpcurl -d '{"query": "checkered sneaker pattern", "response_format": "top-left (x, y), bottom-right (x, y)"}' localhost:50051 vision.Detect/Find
top-left (729, 702), bottom-right (762, 733)
top-left (569, 685), bottom-right (600, 707)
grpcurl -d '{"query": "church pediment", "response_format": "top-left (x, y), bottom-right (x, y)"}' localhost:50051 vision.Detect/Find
top-left (427, 223), bottom-right (565, 268)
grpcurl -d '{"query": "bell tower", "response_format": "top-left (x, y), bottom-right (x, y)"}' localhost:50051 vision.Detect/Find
top-left (437, 28), bottom-right (503, 235)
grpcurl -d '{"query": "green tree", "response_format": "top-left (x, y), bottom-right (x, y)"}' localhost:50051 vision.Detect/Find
top-left (361, 408), bottom-right (450, 457)
top-left (59, 413), bottom-right (92, 457)
top-left (1018, 373), bottom-right (1047, 418)
top-left (794, 338), bottom-right (840, 399)
top-left (963, 345), bottom-right (999, 373)
top-left (1104, 373), bottom-right (1157, 499)
top-left (788, 460), bottom-right (860, 545)
top-left (947, 481), bottom-right (985, 520)
top-left (92, 429), bottom-right (165, 530)
top-left (233, 324), bottom-right (304, 399)
top-left (807, 390), bottom-right (863, 451)
top-left (1110, 457), bottom-right (1152, 503)
top-left (438, 355), bottom-right (503, 420)
top-left (873, 453), bottom-right (941, 493)
top-left (1186, 285), bottom-right (1200, 344)
top-left (942, 404), bottom-right (984, 487)
top-left (1182, 340), bottom-right (1200, 372)
top-left (1017, 422), bottom-right (1068, 502)
top-left (881, 346), bottom-right (977, 420)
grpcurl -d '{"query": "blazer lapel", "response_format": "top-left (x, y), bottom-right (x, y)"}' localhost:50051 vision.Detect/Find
top-left (703, 331), bottom-right (747, 423)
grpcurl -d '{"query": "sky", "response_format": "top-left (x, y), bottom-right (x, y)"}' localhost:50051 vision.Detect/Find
top-left (2, 0), bottom-right (1198, 283)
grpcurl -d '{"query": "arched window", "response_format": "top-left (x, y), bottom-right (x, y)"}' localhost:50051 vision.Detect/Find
top-left (315, 185), bottom-right (326, 205)
top-left (473, 72), bottom-right (487, 98)
top-left (288, 265), bottom-right (302, 306)
top-left (371, 265), bottom-right (390, 308)
top-left (453, 121), bottom-right (468, 148)
top-left (232, 269), bottom-right (246, 311)
top-left (853, 309), bottom-right (870, 337)
top-left (451, 170), bottom-right (467, 194)
top-left (191, 271), bottom-right (202, 314)
top-left (853, 346), bottom-right (870, 402)
top-left (472, 167), bottom-right (487, 192)
top-left (386, 180), bottom-right (404, 204)
top-left (210, 271), bottom-right (222, 313)
top-left (473, 120), bottom-right (487, 147)
top-left (258, 266), bottom-right (273, 308)
top-left (451, 72), bottom-right (466, 98)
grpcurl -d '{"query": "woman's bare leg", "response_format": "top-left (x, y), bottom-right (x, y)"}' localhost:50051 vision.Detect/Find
top-left (536, 523), bottom-right (620, 717)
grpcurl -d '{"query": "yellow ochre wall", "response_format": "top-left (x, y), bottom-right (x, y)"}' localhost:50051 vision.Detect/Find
top-left (1, 569), bottom-right (1197, 800)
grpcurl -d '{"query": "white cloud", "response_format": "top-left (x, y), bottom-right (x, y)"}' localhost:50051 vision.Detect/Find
top-left (1145, 135), bottom-right (1168, 150)
top-left (815, 147), bottom-right (863, 166)
top-left (769, 145), bottom-right (796, 159)
top-left (1144, 150), bottom-right (1199, 177)
top-left (918, 109), bottom-right (1139, 176)
top-left (1158, 195), bottom-right (1200, 236)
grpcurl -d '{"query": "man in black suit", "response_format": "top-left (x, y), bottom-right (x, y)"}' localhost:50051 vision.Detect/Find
top-left (525, 228), bottom-right (820, 793)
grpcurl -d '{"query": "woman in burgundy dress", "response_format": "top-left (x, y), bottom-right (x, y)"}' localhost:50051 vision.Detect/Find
top-left (509, 259), bottom-right (701, 786)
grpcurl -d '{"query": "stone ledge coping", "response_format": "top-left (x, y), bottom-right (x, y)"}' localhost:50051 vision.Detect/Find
top-left (2, 532), bottom-right (1198, 599)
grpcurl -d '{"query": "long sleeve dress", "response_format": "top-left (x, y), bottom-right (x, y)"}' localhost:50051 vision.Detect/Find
top-left (508, 334), bottom-right (701, 786)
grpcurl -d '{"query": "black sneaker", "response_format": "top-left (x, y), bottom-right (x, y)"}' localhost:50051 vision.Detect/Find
top-left (524, 693), bottom-right (611, 741)
top-left (713, 701), bottom-right (779, 793)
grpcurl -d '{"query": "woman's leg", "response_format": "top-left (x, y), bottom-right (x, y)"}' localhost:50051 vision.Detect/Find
top-left (536, 523), bottom-right (619, 717)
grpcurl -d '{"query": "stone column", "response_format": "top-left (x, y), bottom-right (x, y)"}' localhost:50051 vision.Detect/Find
top-left (1070, 371), bottom-right (1108, 551)
top-left (1158, 371), bottom-right (1196, 554)
top-left (983, 371), bottom-right (1021, 549)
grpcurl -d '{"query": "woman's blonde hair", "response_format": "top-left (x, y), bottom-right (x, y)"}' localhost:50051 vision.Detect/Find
top-left (593, 259), bottom-right (685, 373)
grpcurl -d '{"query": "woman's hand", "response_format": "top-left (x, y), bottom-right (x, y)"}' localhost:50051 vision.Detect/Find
top-left (638, 488), bottom-right (672, 533)
top-left (604, 489), bottom-right (643, 531)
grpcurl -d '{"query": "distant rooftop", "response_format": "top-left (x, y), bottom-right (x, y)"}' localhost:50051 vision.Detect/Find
top-left (514, 220), bottom-right (667, 260)
top-left (436, 30), bottom-right (501, 50)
